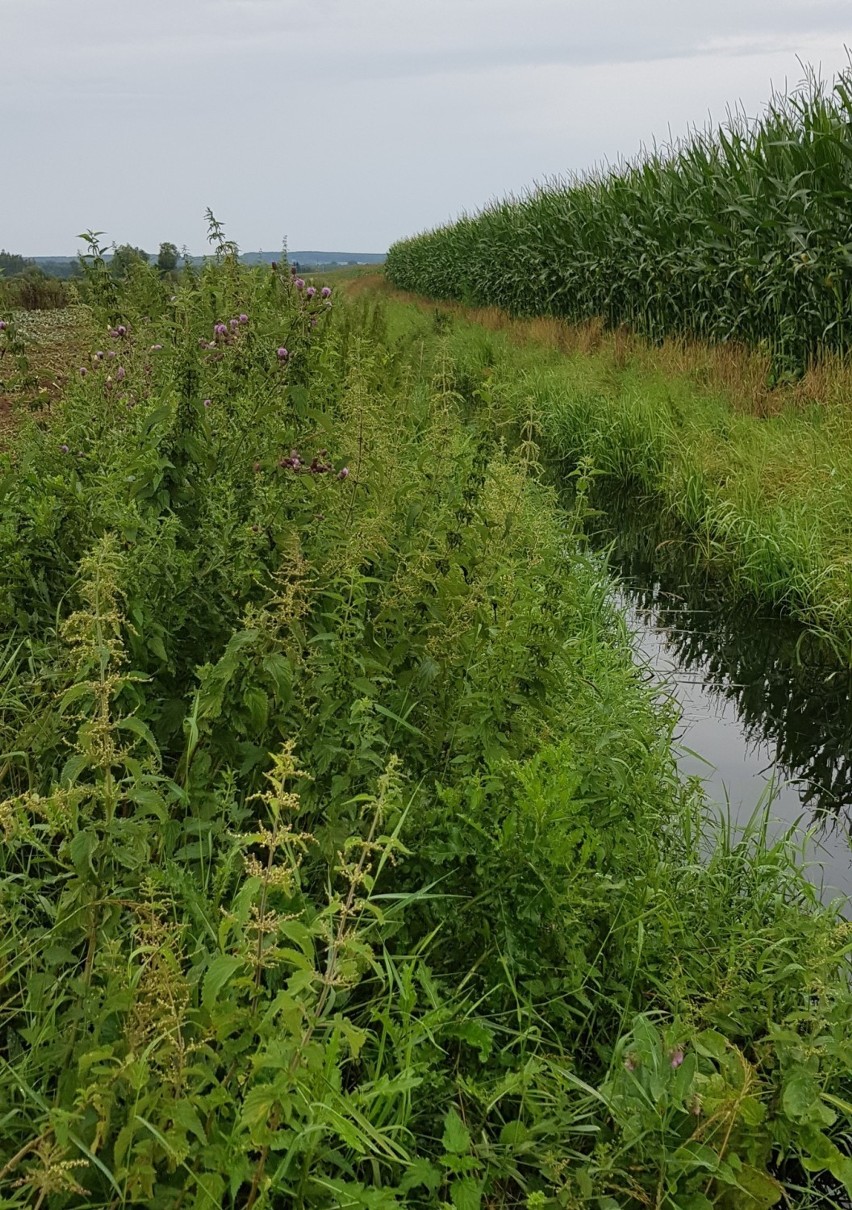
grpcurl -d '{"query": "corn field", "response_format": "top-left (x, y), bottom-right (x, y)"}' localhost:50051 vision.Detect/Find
top-left (386, 68), bottom-right (852, 374)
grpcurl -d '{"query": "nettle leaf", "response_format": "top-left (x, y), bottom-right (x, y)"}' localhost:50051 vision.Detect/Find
top-left (202, 954), bottom-right (245, 1010)
top-left (450, 1176), bottom-right (483, 1210)
top-left (117, 713), bottom-right (160, 755)
top-left (399, 1159), bottom-right (442, 1193)
top-left (68, 827), bottom-right (98, 873)
top-left (445, 1018), bottom-right (493, 1062)
top-left (442, 1107), bottom-right (471, 1155)
top-left (243, 685), bottom-right (269, 732)
top-left (60, 751), bottom-right (90, 786)
top-left (240, 1082), bottom-right (279, 1131)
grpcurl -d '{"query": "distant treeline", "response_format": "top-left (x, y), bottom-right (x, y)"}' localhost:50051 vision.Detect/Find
top-left (386, 67), bottom-right (852, 376)
top-left (0, 243), bottom-right (383, 310)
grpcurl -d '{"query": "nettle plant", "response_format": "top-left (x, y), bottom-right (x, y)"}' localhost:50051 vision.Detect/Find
top-left (1, 243), bottom-right (852, 1207)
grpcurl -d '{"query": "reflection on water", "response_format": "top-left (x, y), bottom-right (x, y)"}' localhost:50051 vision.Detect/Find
top-left (585, 492), bottom-right (852, 900)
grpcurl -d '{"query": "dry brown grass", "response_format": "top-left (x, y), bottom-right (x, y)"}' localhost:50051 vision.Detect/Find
top-left (346, 273), bottom-right (852, 418)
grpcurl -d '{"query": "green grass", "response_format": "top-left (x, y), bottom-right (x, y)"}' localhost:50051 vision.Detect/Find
top-left (0, 249), bottom-right (851, 1207)
top-left (372, 289), bottom-right (852, 660)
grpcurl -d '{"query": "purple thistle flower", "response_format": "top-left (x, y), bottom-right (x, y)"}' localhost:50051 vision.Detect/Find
top-left (670, 1048), bottom-right (685, 1070)
top-left (106, 350), bottom-right (117, 359)
top-left (203, 398), bottom-right (211, 408)
top-left (321, 286), bottom-right (332, 298)
top-left (116, 324), bottom-right (127, 337)
top-left (229, 318), bottom-right (239, 330)
top-left (94, 351), bottom-right (104, 361)
top-left (214, 322), bottom-right (228, 337)
top-left (277, 346), bottom-right (289, 361)
top-left (59, 443), bottom-right (69, 454)
top-left (238, 313), bottom-right (249, 324)
top-left (116, 366), bottom-right (126, 381)
top-left (337, 466), bottom-right (350, 480)
top-left (624, 1053), bottom-right (638, 1073)
top-left (306, 286), bottom-right (316, 299)
top-left (294, 278), bottom-right (305, 290)
top-left (79, 367), bottom-right (87, 377)
top-left (0, 320), bottom-right (8, 331)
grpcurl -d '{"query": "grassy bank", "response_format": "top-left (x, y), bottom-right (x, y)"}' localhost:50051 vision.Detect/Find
top-left (1, 255), bottom-right (851, 1208)
top-left (360, 280), bottom-right (852, 661)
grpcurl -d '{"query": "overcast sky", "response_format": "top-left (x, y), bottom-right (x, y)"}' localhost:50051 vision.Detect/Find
top-left (3, 1), bottom-right (850, 255)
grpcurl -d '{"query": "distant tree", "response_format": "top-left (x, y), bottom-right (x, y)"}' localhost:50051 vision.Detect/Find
top-left (0, 250), bottom-right (35, 277)
top-left (111, 244), bottom-right (149, 278)
top-left (156, 241), bottom-right (180, 275)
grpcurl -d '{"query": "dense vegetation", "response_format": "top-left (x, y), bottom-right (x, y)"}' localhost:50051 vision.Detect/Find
top-left (1, 245), bottom-right (851, 1208)
top-left (386, 69), bottom-right (852, 376)
top-left (367, 291), bottom-right (852, 660)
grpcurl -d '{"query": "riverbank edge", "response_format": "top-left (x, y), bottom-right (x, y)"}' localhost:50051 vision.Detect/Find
top-left (359, 277), bottom-right (852, 662)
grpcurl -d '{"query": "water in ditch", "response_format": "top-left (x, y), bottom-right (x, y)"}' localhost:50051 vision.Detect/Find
top-left (584, 491), bottom-right (852, 902)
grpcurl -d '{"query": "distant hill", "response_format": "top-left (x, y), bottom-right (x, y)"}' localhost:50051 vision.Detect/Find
top-left (28, 250), bottom-right (386, 275)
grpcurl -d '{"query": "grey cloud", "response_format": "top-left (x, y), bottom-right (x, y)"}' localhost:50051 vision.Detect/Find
top-left (2, 0), bottom-right (850, 252)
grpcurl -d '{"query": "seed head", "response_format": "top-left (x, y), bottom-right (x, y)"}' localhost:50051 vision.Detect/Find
top-left (150, 343), bottom-right (163, 350)
top-left (116, 366), bottom-right (126, 381)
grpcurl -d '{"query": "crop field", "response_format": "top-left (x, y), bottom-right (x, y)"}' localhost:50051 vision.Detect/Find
top-left (386, 71), bottom-right (852, 379)
top-left (0, 227), bottom-right (851, 1208)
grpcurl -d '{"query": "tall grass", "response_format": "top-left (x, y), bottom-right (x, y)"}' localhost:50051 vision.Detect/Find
top-left (1, 243), bottom-right (851, 1206)
top-left (387, 66), bottom-right (852, 376)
